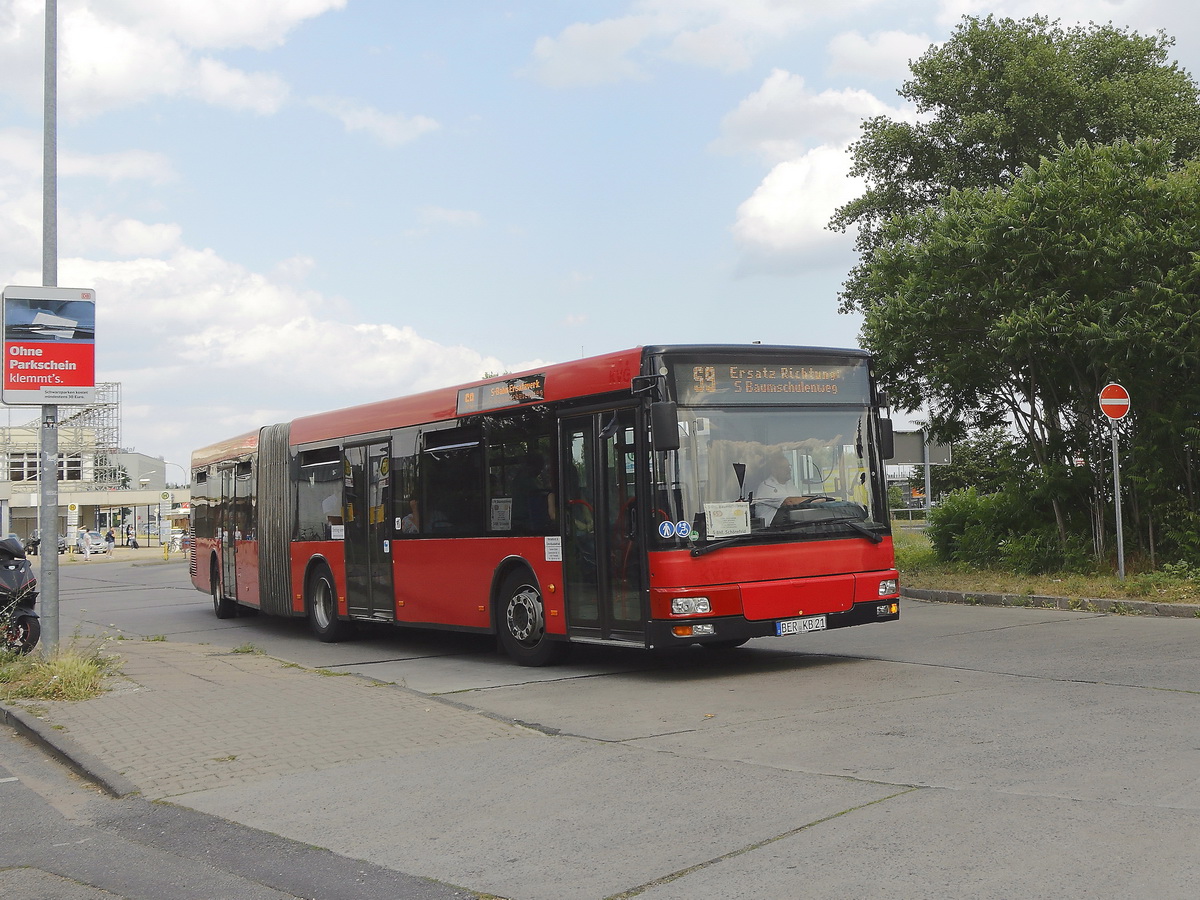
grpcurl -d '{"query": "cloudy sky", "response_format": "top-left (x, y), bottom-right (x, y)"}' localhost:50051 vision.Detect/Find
top-left (0, 0), bottom-right (1197, 471)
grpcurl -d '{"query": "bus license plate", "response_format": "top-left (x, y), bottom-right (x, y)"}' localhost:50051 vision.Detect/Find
top-left (776, 615), bottom-right (827, 636)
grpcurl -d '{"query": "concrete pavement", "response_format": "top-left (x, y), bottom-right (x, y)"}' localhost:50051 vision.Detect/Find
top-left (2, 637), bottom-right (534, 801)
top-left (4, 580), bottom-right (1200, 899)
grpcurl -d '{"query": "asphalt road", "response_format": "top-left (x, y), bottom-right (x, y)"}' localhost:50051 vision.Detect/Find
top-left (39, 558), bottom-right (1200, 898)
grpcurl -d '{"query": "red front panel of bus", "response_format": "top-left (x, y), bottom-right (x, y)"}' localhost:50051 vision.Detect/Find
top-left (647, 536), bottom-right (896, 621)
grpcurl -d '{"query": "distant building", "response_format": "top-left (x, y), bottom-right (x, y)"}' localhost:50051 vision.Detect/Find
top-left (0, 383), bottom-right (190, 540)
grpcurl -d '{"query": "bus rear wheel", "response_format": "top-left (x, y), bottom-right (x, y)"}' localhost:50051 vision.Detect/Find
top-left (211, 559), bottom-right (237, 619)
top-left (497, 571), bottom-right (566, 667)
top-left (307, 564), bottom-right (354, 643)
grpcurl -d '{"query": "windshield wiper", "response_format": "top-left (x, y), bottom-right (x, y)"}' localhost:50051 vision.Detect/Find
top-left (690, 516), bottom-right (884, 556)
top-left (776, 515), bottom-right (884, 543)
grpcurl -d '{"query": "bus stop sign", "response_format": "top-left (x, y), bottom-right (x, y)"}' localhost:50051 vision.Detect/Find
top-left (1099, 383), bottom-right (1130, 420)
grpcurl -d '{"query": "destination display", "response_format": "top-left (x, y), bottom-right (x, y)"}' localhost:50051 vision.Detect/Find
top-left (457, 373), bottom-right (546, 415)
top-left (671, 358), bottom-right (869, 406)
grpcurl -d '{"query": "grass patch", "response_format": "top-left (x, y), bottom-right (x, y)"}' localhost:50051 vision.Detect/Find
top-left (891, 524), bottom-right (1200, 604)
top-left (0, 640), bottom-right (122, 702)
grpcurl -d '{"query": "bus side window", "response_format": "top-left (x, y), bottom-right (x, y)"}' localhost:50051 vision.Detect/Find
top-left (295, 447), bottom-right (341, 541)
top-left (421, 427), bottom-right (484, 535)
top-left (485, 411), bottom-right (555, 535)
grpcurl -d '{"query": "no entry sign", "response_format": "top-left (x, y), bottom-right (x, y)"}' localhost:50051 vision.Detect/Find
top-left (1099, 383), bottom-right (1130, 420)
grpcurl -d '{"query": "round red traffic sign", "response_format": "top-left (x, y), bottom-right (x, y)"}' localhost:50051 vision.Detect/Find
top-left (1099, 383), bottom-right (1130, 420)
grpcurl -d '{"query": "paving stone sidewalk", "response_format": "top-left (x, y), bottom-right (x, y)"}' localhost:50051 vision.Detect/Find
top-left (2, 640), bottom-right (535, 800)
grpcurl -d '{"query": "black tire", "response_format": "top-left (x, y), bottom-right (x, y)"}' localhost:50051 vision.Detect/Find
top-left (211, 559), bottom-right (237, 619)
top-left (4, 615), bottom-right (40, 654)
top-left (307, 564), bottom-right (354, 642)
top-left (497, 570), bottom-right (567, 667)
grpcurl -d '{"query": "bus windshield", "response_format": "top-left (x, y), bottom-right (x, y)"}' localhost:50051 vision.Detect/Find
top-left (651, 404), bottom-right (886, 549)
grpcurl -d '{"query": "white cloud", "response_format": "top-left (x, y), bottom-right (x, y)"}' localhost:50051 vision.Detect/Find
top-left (309, 95), bottom-right (440, 147)
top-left (0, 1), bottom-right (343, 118)
top-left (98, 0), bottom-right (349, 51)
top-left (525, 16), bottom-right (657, 87)
top-left (827, 30), bottom-right (934, 80)
top-left (714, 69), bottom-right (898, 163)
top-left (524, 0), bottom-right (877, 86)
top-left (732, 145), bottom-right (863, 270)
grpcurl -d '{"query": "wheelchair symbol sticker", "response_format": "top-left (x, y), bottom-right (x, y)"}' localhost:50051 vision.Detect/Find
top-left (676, 520), bottom-right (692, 538)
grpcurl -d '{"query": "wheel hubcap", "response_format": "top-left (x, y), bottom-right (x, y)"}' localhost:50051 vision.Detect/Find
top-left (314, 580), bottom-right (333, 628)
top-left (506, 587), bottom-right (543, 645)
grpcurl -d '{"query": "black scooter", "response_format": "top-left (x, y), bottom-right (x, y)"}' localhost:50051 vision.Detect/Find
top-left (0, 535), bottom-right (39, 654)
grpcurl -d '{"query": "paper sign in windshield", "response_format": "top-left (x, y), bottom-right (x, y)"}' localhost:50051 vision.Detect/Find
top-left (704, 502), bottom-right (751, 538)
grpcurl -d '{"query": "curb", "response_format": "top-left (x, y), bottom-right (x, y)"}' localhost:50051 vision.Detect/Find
top-left (903, 587), bottom-right (1200, 618)
top-left (0, 699), bottom-right (139, 798)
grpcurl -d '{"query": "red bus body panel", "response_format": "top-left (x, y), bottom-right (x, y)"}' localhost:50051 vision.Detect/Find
top-left (391, 538), bottom-right (566, 632)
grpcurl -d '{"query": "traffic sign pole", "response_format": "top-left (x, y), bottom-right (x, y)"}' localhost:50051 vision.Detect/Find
top-left (1099, 383), bottom-right (1129, 580)
top-left (1110, 421), bottom-right (1125, 581)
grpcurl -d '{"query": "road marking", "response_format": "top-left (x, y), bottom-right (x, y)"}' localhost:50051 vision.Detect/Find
top-left (0, 776), bottom-right (18, 783)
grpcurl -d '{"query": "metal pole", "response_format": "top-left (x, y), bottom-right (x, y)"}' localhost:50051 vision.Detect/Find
top-left (39, 0), bottom-right (60, 653)
top-left (1111, 421), bottom-right (1125, 580)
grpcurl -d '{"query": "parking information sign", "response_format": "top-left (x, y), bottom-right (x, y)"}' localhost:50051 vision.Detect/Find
top-left (2, 285), bottom-right (96, 405)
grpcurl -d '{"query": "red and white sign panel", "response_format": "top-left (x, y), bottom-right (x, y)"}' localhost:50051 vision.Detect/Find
top-left (2, 285), bottom-right (96, 406)
top-left (1099, 382), bottom-right (1130, 420)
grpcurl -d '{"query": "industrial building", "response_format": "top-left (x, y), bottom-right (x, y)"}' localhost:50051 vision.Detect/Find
top-left (0, 383), bottom-right (191, 542)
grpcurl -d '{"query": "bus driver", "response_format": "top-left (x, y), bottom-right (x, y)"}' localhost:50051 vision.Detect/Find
top-left (753, 453), bottom-right (807, 523)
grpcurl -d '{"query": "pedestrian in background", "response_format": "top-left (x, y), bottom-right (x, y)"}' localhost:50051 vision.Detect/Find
top-left (77, 526), bottom-right (90, 561)
top-left (104, 527), bottom-right (116, 556)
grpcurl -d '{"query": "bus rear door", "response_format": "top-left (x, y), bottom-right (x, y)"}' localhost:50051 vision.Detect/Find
top-left (560, 407), bottom-right (645, 643)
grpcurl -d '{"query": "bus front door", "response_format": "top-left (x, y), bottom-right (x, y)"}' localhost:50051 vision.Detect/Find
top-left (560, 408), bottom-right (645, 642)
top-left (342, 442), bottom-right (395, 620)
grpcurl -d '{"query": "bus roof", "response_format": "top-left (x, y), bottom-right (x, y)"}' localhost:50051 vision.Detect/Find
top-left (191, 344), bottom-right (869, 467)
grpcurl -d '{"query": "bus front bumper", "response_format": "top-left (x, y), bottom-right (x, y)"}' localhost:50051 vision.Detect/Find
top-left (646, 598), bottom-right (900, 647)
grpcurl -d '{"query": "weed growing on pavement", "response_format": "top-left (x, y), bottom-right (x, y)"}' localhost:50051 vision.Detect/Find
top-left (231, 642), bottom-right (262, 654)
top-left (0, 639), bottom-right (121, 702)
top-left (142, 634), bottom-right (167, 642)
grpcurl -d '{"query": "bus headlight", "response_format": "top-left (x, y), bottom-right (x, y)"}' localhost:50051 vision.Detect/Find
top-left (878, 578), bottom-right (898, 596)
top-left (671, 597), bottom-right (711, 615)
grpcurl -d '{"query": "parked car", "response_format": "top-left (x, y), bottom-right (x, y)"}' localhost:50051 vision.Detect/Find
top-left (25, 530), bottom-right (67, 556)
top-left (76, 531), bottom-right (107, 554)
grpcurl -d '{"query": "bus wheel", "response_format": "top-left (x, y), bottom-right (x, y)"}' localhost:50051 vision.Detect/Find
top-left (307, 564), bottom-right (354, 643)
top-left (211, 560), bottom-right (237, 619)
top-left (497, 571), bottom-right (566, 667)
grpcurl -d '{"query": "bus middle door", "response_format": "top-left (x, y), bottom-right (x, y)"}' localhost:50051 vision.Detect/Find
top-left (218, 464), bottom-right (239, 599)
top-left (560, 407), bottom-right (645, 642)
top-left (342, 442), bottom-right (395, 621)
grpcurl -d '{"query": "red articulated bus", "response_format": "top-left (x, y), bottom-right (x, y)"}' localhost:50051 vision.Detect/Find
top-left (189, 345), bottom-right (900, 665)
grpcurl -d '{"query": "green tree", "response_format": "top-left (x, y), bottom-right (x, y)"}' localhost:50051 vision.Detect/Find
top-left (832, 15), bottom-right (1200, 303)
top-left (915, 427), bottom-right (1027, 499)
top-left (853, 138), bottom-right (1200, 562)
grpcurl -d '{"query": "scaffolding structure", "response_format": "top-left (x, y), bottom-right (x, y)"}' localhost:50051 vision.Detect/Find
top-left (1, 382), bottom-right (125, 490)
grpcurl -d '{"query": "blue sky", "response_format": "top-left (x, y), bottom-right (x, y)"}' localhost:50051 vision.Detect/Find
top-left (0, 0), bottom-right (1197, 470)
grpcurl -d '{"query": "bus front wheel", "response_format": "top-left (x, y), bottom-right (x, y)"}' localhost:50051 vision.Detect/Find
top-left (307, 564), bottom-right (354, 643)
top-left (497, 571), bottom-right (566, 667)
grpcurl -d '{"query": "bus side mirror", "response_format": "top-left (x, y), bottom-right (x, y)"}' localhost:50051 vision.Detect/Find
top-left (651, 401), bottom-right (680, 452)
top-left (879, 417), bottom-right (895, 460)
